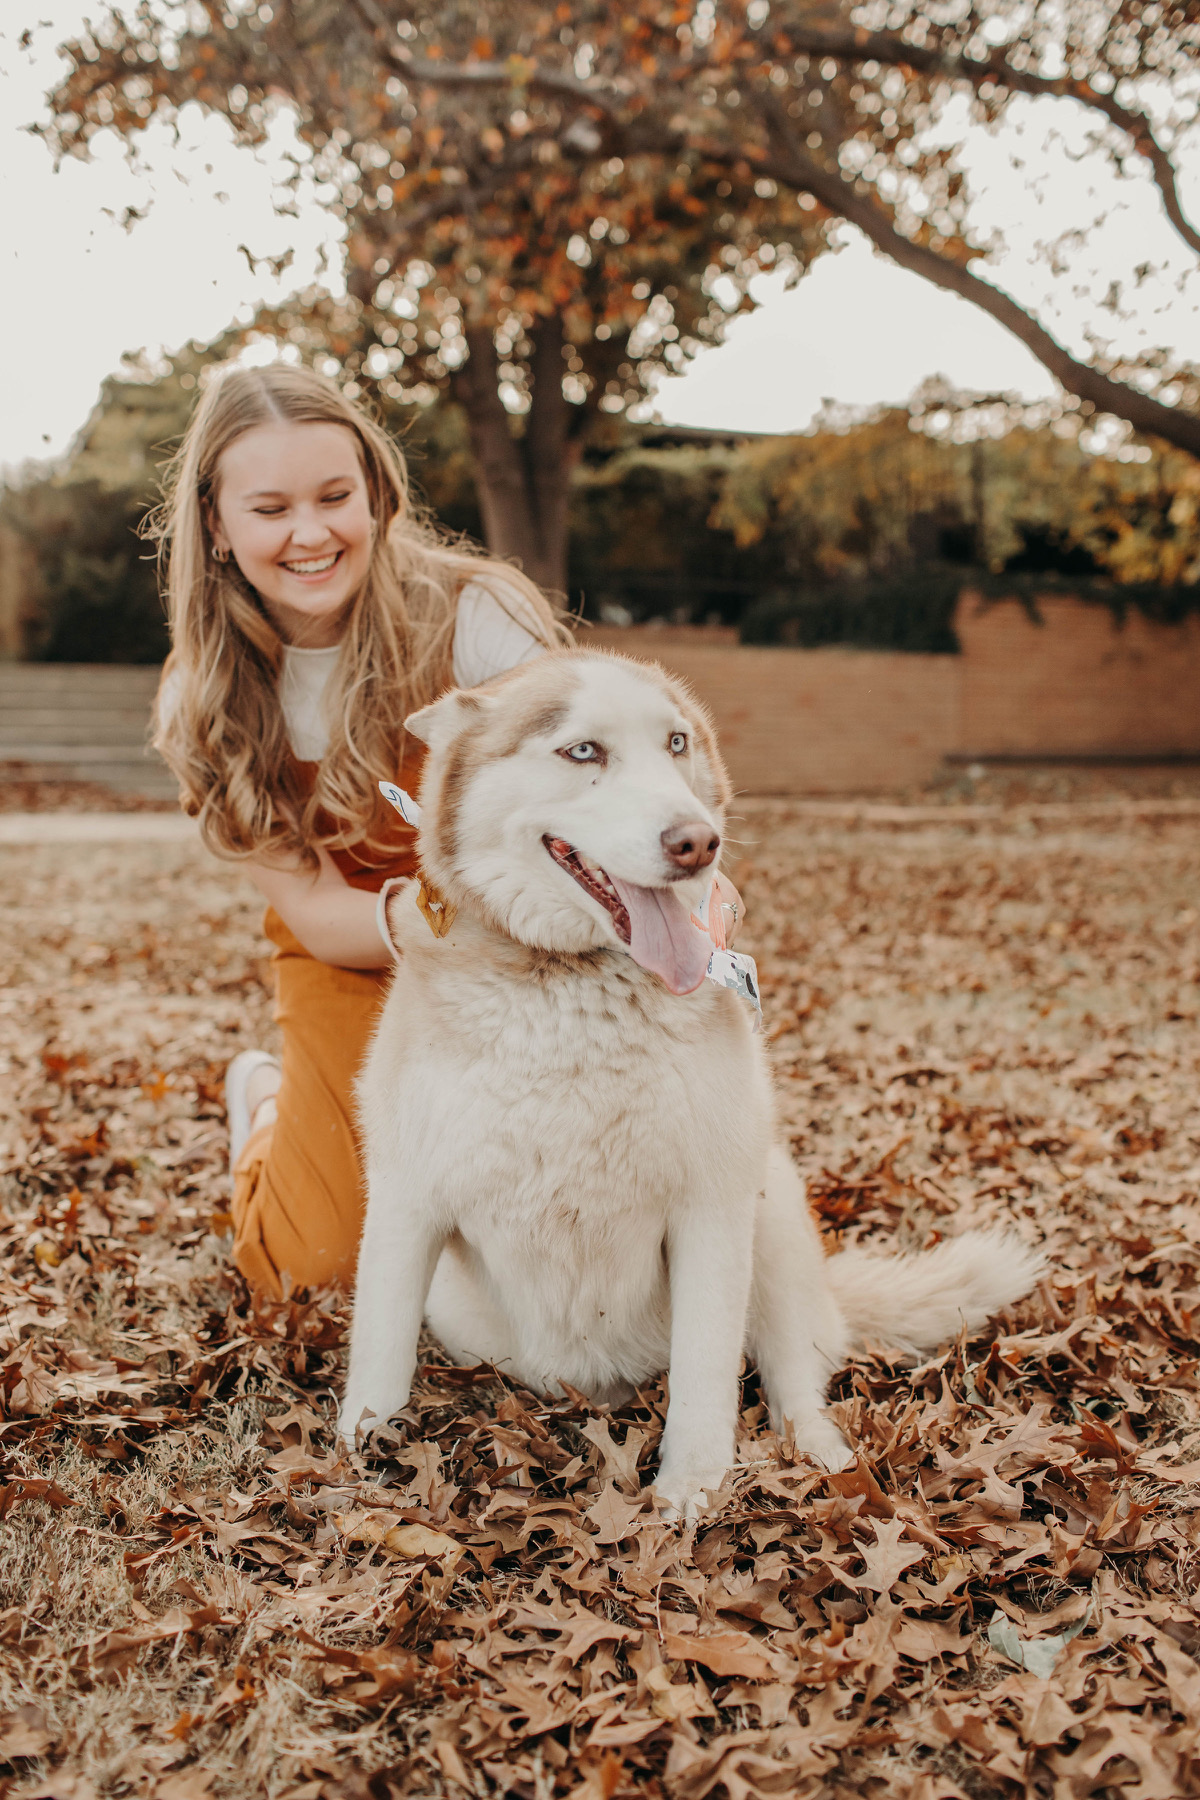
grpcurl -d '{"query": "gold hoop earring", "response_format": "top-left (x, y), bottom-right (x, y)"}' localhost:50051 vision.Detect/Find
top-left (211, 545), bottom-right (229, 563)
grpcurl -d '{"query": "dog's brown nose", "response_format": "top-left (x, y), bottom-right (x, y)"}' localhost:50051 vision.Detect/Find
top-left (661, 820), bottom-right (720, 874)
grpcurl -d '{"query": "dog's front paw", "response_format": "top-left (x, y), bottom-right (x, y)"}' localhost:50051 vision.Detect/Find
top-left (337, 1394), bottom-right (391, 1449)
top-left (652, 1460), bottom-right (732, 1525)
top-left (791, 1413), bottom-right (854, 1472)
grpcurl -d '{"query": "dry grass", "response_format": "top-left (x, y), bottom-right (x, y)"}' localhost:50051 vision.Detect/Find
top-left (1, 796), bottom-right (1198, 1800)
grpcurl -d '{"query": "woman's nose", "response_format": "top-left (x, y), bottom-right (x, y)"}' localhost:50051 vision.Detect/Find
top-left (288, 509), bottom-right (333, 546)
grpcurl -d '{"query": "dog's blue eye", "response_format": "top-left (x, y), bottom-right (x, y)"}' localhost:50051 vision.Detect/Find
top-left (565, 742), bottom-right (599, 762)
top-left (669, 732), bottom-right (688, 755)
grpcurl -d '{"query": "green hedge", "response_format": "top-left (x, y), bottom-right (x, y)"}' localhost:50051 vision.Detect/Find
top-left (0, 479), bottom-right (168, 664)
top-left (739, 566), bottom-right (964, 652)
top-left (8, 369), bottom-right (1200, 661)
top-left (738, 565), bottom-right (1200, 651)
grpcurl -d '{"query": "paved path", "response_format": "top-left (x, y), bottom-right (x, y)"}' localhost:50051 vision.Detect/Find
top-left (3, 795), bottom-right (1198, 849)
top-left (0, 812), bottom-right (197, 844)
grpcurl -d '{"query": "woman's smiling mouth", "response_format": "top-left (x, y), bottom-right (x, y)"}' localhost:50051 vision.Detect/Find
top-left (281, 550), bottom-right (342, 576)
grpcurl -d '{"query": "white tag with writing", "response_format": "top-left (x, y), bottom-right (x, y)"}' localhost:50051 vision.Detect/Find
top-left (706, 948), bottom-right (763, 1030)
top-left (379, 781), bottom-right (421, 827)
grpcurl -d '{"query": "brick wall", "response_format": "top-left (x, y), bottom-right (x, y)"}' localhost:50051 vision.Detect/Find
top-left (956, 592), bottom-right (1200, 758)
top-left (587, 627), bottom-right (958, 793)
top-left (589, 593), bottom-right (1200, 793)
top-left (5, 594), bottom-right (1195, 798)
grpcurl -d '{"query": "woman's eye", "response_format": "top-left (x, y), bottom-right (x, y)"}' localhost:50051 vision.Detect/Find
top-left (323, 491), bottom-right (351, 504)
top-left (669, 732), bottom-right (688, 755)
top-left (563, 742), bottom-right (600, 762)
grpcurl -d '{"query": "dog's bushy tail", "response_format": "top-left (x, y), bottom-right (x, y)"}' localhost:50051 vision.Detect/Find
top-left (826, 1230), bottom-right (1043, 1355)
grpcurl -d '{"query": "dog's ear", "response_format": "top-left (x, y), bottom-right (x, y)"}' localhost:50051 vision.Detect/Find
top-left (405, 687), bottom-right (491, 752)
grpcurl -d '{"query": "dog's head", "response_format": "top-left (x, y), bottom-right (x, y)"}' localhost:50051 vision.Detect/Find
top-left (406, 650), bottom-right (732, 994)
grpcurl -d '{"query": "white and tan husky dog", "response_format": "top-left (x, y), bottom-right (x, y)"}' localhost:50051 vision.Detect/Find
top-left (340, 650), bottom-right (1040, 1516)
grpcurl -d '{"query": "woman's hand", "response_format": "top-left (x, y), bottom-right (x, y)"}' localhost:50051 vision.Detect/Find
top-left (246, 844), bottom-right (392, 968)
top-left (713, 871), bottom-right (745, 947)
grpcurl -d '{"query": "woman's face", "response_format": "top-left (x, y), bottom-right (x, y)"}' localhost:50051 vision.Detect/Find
top-left (211, 421), bottom-right (375, 647)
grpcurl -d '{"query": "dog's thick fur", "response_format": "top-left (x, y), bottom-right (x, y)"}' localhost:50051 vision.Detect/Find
top-left (340, 650), bottom-right (1041, 1515)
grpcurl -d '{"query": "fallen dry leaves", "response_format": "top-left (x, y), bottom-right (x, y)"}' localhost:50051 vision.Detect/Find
top-left (1, 794), bottom-right (1199, 1799)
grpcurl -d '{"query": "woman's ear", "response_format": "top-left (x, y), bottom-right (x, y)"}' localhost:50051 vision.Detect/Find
top-left (204, 501), bottom-right (230, 561)
top-left (405, 687), bottom-right (492, 754)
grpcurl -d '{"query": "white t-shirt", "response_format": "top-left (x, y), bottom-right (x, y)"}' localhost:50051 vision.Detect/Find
top-left (161, 577), bottom-right (547, 764)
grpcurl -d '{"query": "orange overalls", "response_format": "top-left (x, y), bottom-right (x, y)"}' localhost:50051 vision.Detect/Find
top-left (231, 746), bottom-right (425, 1297)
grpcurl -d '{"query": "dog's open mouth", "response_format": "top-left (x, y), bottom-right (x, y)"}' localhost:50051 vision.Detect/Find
top-left (542, 833), bottom-right (712, 996)
top-left (544, 836), bottom-right (631, 943)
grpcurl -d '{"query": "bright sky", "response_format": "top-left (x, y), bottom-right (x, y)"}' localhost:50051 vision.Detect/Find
top-left (3, 6), bottom-right (1199, 474)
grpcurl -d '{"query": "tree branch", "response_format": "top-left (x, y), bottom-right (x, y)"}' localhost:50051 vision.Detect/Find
top-left (344, 0), bottom-right (620, 116)
top-left (377, 140), bottom-right (540, 257)
top-left (748, 94), bottom-right (1200, 458)
top-left (394, 52), bottom-right (620, 117)
top-left (773, 22), bottom-right (1200, 260)
top-left (320, 1), bottom-right (1200, 457)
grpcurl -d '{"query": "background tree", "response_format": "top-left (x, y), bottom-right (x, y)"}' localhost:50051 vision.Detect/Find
top-left (0, 348), bottom-right (202, 664)
top-left (46, 2), bottom-right (1200, 595)
top-left (7, 343), bottom-right (1200, 661)
top-left (44, 1), bottom-right (827, 591)
top-left (345, 0), bottom-right (1200, 451)
top-left (715, 389), bottom-right (1200, 590)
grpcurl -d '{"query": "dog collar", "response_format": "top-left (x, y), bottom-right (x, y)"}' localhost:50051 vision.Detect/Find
top-left (416, 878), bottom-right (457, 937)
top-left (379, 782), bottom-right (457, 938)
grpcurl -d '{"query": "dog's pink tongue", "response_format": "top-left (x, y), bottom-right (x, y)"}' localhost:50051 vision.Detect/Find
top-left (609, 876), bottom-right (713, 995)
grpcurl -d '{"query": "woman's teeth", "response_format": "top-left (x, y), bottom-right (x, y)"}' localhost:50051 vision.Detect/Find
top-left (282, 552), bottom-right (339, 574)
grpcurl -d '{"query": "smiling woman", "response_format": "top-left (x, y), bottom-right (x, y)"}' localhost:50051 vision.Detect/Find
top-left (149, 360), bottom-right (566, 1297)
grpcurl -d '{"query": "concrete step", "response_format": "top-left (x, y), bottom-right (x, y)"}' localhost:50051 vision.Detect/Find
top-left (0, 670), bottom-right (161, 695)
top-left (0, 704), bottom-right (160, 719)
top-left (0, 731), bottom-right (161, 753)
top-left (0, 812), bottom-right (195, 843)
top-left (0, 757), bottom-right (177, 795)
top-left (0, 663), bottom-right (171, 797)
top-left (0, 744), bottom-right (166, 765)
top-left (0, 716), bottom-right (159, 738)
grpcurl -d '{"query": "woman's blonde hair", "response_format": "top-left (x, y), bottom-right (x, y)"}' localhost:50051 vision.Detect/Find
top-left (150, 361), bottom-right (565, 864)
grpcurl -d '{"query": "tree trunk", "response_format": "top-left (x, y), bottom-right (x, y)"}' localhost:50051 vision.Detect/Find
top-left (457, 318), bottom-right (572, 595)
top-left (523, 315), bottom-right (573, 595)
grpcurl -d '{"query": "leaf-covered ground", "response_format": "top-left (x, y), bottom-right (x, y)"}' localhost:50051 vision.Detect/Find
top-left (0, 766), bottom-right (176, 814)
top-left (2, 794), bottom-right (1199, 1800)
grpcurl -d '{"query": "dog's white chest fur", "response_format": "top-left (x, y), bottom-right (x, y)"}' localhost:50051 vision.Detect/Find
top-left (359, 923), bottom-right (770, 1406)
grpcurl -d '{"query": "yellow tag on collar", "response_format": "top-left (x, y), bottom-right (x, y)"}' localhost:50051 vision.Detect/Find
top-left (416, 877), bottom-right (457, 938)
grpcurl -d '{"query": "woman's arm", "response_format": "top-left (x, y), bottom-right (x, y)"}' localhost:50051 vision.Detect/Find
top-left (247, 846), bottom-right (394, 969)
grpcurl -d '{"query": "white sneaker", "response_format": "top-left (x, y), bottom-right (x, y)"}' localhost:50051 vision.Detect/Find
top-left (225, 1049), bottom-right (282, 1168)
